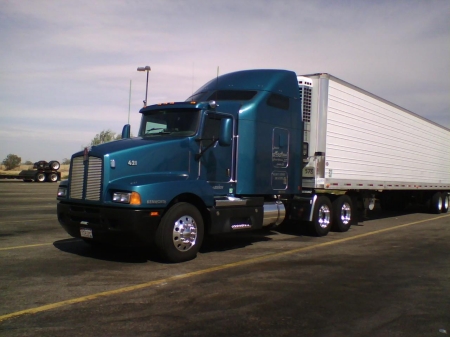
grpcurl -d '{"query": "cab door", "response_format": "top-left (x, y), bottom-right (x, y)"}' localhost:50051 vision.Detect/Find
top-left (198, 112), bottom-right (235, 193)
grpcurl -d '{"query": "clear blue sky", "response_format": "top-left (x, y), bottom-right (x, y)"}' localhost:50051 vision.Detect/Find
top-left (1, 0), bottom-right (449, 163)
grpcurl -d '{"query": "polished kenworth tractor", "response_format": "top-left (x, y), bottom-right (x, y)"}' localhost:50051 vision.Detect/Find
top-left (57, 69), bottom-right (450, 262)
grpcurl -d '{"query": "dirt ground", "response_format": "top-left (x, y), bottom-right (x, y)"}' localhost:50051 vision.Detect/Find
top-left (0, 164), bottom-right (70, 178)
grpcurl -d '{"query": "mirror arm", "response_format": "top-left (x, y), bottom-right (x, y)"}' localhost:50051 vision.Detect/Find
top-left (195, 140), bottom-right (218, 161)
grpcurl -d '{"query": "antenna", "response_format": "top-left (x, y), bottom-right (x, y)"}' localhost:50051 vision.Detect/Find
top-left (215, 66), bottom-right (219, 101)
top-left (191, 62), bottom-right (195, 97)
top-left (128, 80), bottom-right (132, 124)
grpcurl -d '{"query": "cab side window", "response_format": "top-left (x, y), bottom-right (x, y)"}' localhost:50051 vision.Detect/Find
top-left (202, 114), bottom-right (222, 147)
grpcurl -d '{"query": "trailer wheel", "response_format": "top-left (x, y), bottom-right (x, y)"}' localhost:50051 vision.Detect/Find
top-left (48, 161), bottom-right (60, 171)
top-left (155, 202), bottom-right (204, 263)
top-left (310, 196), bottom-right (332, 236)
top-left (332, 195), bottom-right (353, 232)
top-left (34, 172), bottom-right (46, 182)
top-left (48, 173), bottom-right (58, 182)
top-left (429, 192), bottom-right (442, 214)
top-left (442, 194), bottom-right (449, 214)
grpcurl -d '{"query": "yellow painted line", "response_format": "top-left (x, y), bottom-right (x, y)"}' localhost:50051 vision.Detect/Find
top-left (0, 193), bottom-right (56, 196)
top-left (0, 214), bottom-right (449, 323)
top-left (0, 218), bottom-right (55, 225)
top-left (0, 243), bottom-right (53, 251)
top-left (0, 197), bottom-right (55, 199)
top-left (0, 205), bottom-right (55, 211)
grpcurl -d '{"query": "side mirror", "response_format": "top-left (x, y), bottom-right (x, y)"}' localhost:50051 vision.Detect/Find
top-left (121, 124), bottom-right (131, 139)
top-left (219, 118), bottom-right (232, 146)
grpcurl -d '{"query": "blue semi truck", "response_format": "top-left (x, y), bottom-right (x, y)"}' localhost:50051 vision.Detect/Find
top-left (57, 69), bottom-right (450, 262)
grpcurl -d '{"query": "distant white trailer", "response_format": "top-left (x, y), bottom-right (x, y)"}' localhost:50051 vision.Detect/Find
top-left (298, 73), bottom-right (450, 213)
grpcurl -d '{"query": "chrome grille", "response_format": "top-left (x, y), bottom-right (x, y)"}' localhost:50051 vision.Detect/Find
top-left (70, 157), bottom-right (84, 199)
top-left (69, 156), bottom-right (103, 201)
top-left (86, 157), bottom-right (102, 201)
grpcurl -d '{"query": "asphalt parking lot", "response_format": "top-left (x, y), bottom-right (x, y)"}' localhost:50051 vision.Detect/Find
top-left (0, 180), bottom-right (449, 337)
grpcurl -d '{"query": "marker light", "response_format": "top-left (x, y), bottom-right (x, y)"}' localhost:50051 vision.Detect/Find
top-left (57, 187), bottom-right (67, 198)
top-left (129, 192), bottom-right (141, 205)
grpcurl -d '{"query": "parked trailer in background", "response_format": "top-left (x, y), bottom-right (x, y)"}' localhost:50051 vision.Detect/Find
top-left (57, 69), bottom-right (450, 262)
top-left (0, 160), bottom-right (61, 182)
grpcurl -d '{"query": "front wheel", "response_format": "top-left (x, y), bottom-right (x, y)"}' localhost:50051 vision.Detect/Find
top-left (155, 203), bottom-right (204, 263)
top-left (310, 196), bottom-right (332, 237)
top-left (332, 195), bottom-right (354, 232)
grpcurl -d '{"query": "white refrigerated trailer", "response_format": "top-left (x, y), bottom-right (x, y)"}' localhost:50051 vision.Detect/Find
top-left (297, 73), bottom-right (450, 216)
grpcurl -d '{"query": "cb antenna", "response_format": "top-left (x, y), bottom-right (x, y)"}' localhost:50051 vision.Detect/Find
top-left (215, 66), bottom-right (219, 101)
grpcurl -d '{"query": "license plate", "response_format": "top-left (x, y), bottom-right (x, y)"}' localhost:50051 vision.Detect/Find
top-left (80, 228), bottom-right (93, 239)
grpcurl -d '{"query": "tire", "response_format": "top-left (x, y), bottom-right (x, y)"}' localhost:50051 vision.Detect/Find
top-left (440, 193), bottom-right (449, 214)
top-left (48, 173), bottom-right (58, 182)
top-left (34, 172), bottom-right (46, 182)
top-left (34, 161), bottom-right (47, 169)
top-left (48, 161), bottom-right (60, 171)
top-left (155, 202), bottom-right (204, 263)
top-left (310, 196), bottom-right (332, 236)
top-left (332, 195), bottom-right (353, 232)
top-left (429, 192), bottom-right (442, 214)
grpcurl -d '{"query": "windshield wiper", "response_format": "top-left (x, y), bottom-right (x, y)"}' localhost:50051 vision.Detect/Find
top-left (145, 128), bottom-right (172, 135)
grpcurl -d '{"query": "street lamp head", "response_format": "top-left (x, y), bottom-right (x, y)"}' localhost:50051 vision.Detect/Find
top-left (137, 65), bottom-right (151, 107)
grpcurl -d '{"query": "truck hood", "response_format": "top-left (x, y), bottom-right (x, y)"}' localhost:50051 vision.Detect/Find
top-left (74, 137), bottom-right (196, 183)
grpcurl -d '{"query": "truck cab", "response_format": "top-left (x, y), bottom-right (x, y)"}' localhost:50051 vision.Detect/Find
top-left (57, 69), bottom-right (307, 262)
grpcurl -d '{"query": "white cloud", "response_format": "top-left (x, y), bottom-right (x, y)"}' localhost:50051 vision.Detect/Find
top-left (0, 0), bottom-right (448, 163)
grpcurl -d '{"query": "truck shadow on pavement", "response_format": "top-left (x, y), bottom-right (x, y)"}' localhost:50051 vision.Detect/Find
top-left (53, 233), bottom-right (279, 264)
top-left (200, 231), bottom-right (274, 253)
top-left (52, 206), bottom-right (432, 263)
top-left (53, 238), bottom-right (149, 263)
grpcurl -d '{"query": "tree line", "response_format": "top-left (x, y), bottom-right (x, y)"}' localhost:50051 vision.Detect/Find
top-left (2, 129), bottom-right (123, 170)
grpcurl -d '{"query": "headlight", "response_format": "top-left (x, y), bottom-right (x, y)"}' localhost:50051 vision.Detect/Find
top-left (112, 192), bottom-right (141, 205)
top-left (57, 187), bottom-right (67, 198)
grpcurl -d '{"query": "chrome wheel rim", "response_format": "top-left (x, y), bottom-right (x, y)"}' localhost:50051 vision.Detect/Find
top-left (172, 215), bottom-right (197, 251)
top-left (340, 202), bottom-right (351, 225)
top-left (318, 205), bottom-right (331, 228)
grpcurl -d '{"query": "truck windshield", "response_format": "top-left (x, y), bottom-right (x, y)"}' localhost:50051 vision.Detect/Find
top-left (138, 108), bottom-right (201, 137)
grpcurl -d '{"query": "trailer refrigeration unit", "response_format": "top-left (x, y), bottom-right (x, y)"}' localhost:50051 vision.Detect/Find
top-left (57, 69), bottom-right (450, 262)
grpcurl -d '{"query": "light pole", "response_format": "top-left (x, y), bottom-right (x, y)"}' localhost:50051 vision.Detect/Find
top-left (137, 65), bottom-right (151, 107)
